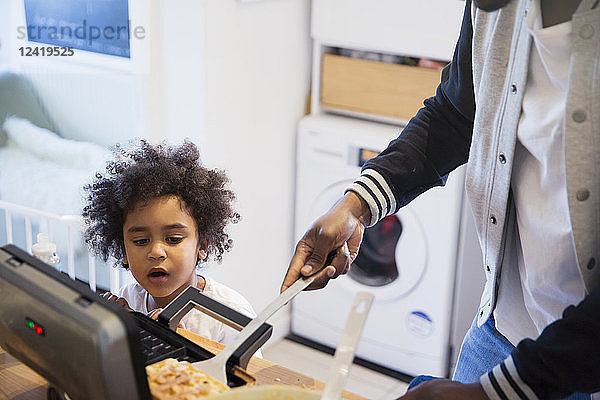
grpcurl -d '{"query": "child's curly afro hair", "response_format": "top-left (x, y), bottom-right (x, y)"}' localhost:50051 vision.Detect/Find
top-left (82, 139), bottom-right (240, 267)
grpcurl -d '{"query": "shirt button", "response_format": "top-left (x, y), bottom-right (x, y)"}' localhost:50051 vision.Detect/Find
top-left (510, 83), bottom-right (518, 94)
top-left (572, 109), bottom-right (587, 123)
top-left (580, 24), bottom-right (594, 39)
top-left (486, 265), bottom-right (491, 272)
top-left (576, 189), bottom-right (590, 201)
top-left (490, 215), bottom-right (497, 225)
top-left (587, 257), bottom-right (596, 270)
top-left (498, 153), bottom-right (506, 164)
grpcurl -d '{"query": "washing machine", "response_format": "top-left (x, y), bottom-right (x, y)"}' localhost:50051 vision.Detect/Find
top-left (291, 114), bottom-right (484, 378)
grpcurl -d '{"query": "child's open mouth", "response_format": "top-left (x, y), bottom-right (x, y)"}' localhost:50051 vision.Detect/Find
top-left (148, 269), bottom-right (169, 283)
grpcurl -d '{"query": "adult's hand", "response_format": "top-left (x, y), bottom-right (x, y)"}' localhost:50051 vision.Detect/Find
top-left (398, 380), bottom-right (489, 400)
top-left (281, 191), bottom-right (371, 292)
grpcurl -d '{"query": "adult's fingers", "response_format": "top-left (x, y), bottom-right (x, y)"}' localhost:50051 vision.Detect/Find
top-left (281, 226), bottom-right (358, 292)
top-left (328, 242), bottom-right (351, 278)
top-left (304, 266), bottom-right (337, 291)
top-left (281, 234), bottom-right (338, 292)
top-left (307, 244), bottom-right (351, 289)
top-left (281, 192), bottom-right (367, 293)
top-left (300, 227), bottom-right (338, 276)
top-left (281, 239), bottom-right (314, 293)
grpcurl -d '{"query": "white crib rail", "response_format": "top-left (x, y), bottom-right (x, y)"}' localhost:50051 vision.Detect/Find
top-left (0, 199), bottom-right (120, 293)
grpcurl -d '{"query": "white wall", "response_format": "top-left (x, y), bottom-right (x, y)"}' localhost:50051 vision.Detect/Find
top-left (198, 0), bottom-right (311, 333)
top-left (151, 0), bottom-right (311, 339)
top-left (155, 0), bottom-right (206, 147)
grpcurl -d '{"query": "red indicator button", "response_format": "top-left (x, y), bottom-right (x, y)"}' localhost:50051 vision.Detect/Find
top-left (25, 318), bottom-right (45, 336)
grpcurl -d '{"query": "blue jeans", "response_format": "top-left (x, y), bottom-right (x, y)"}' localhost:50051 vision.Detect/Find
top-left (408, 317), bottom-right (590, 399)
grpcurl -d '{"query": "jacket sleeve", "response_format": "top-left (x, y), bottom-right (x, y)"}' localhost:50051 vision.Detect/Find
top-left (346, 0), bottom-right (475, 226)
top-left (480, 285), bottom-right (600, 399)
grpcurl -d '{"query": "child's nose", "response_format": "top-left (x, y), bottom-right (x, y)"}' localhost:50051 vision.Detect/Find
top-left (148, 242), bottom-right (167, 259)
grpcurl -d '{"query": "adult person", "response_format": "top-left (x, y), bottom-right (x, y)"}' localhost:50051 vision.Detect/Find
top-left (281, 0), bottom-right (600, 398)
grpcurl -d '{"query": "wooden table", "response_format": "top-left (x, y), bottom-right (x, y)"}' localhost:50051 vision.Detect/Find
top-left (0, 330), bottom-right (365, 400)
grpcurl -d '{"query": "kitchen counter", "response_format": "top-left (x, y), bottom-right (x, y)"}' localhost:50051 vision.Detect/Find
top-left (0, 330), bottom-right (366, 400)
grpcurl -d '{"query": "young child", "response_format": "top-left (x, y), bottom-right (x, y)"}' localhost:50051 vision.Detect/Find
top-left (82, 140), bottom-right (257, 346)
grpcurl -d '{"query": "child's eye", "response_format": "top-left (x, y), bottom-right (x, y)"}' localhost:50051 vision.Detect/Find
top-left (166, 237), bottom-right (184, 244)
top-left (132, 238), bottom-right (149, 246)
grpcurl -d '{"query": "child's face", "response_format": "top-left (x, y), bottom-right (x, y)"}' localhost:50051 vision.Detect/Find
top-left (122, 195), bottom-right (206, 306)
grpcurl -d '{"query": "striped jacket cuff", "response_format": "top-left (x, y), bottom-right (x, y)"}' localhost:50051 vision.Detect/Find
top-left (345, 169), bottom-right (397, 227)
top-left (480, 356), bottom-right (539, 400)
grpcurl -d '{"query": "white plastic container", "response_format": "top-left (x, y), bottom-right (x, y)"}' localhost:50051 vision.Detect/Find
top-left (31, 233), bottom-right (60, 268)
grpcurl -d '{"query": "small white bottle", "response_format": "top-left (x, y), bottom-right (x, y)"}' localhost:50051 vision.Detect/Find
top-left (31, 233), bottom-right (60, 268)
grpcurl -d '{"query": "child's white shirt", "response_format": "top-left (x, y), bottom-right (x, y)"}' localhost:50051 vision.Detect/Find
top-left (116, 276), bottom-right (261, 356)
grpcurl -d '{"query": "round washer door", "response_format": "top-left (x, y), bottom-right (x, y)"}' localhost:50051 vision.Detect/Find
top-left (306, 180), bottom-right (427, 301)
